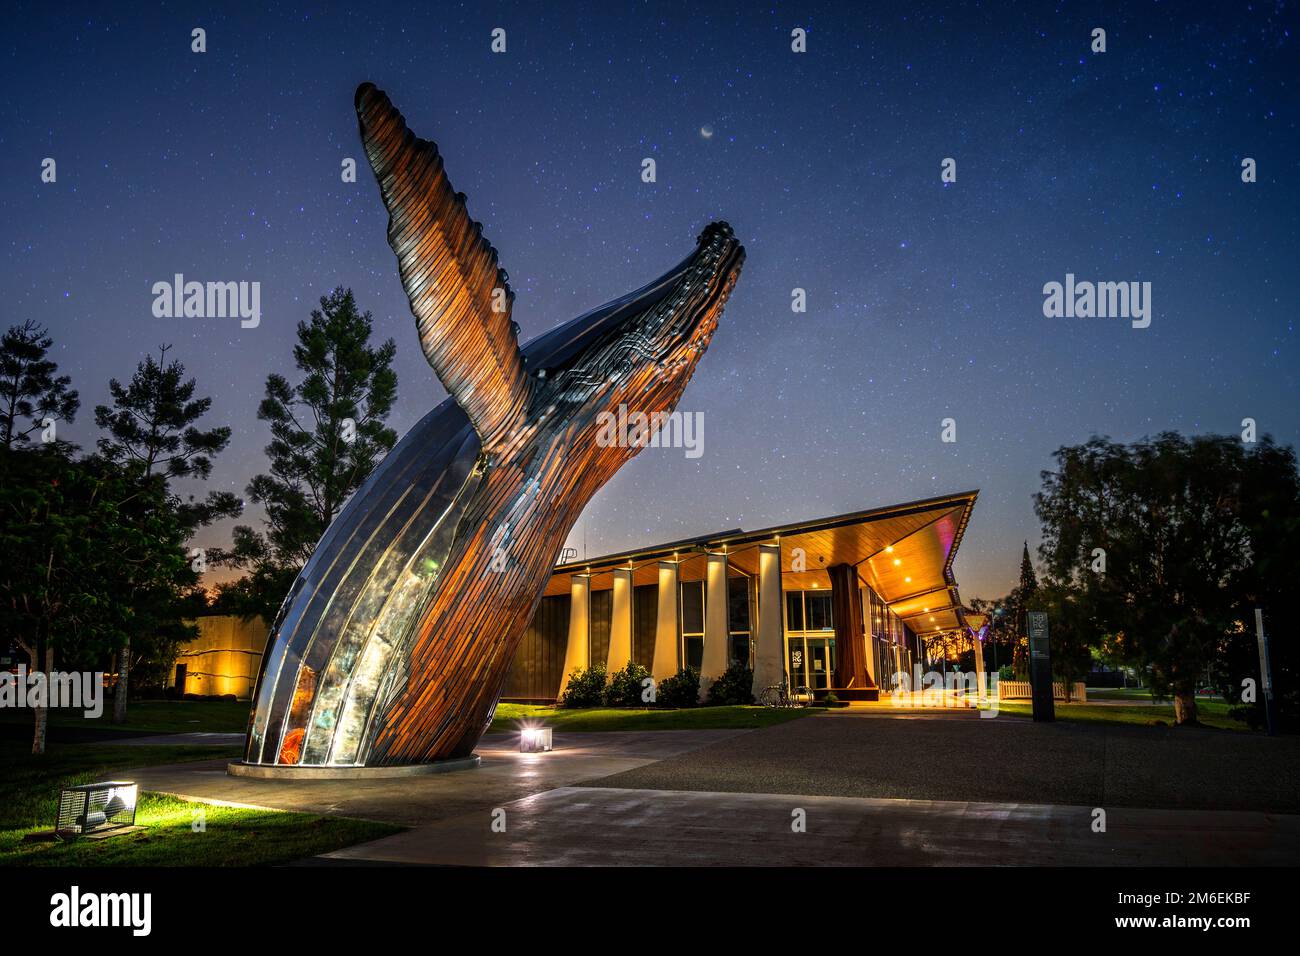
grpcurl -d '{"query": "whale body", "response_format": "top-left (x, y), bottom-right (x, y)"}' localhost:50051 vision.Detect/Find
top-left (244, 84), bottom-right (744, 767)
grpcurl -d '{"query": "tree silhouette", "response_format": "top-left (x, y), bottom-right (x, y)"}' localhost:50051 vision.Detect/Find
top-left (0, 320), bottom-right (80, 448)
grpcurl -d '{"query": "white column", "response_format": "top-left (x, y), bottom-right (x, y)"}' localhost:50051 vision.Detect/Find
top-left (557, 574), bottom-right (590, 697)
top-left (754, 544), bottom-right (784, 693)
top-left (606, 568), bottom-right (633, 674)
top-left (701, 552), bottom-right (730, 699)
top-left (652, 561), bottom-right (680, 682)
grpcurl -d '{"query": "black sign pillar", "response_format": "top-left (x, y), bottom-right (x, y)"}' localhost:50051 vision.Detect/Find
top-left (1255, 608), bottom-right (1276, 737)
top-left (1027, 611), bottom-right (1054, 722)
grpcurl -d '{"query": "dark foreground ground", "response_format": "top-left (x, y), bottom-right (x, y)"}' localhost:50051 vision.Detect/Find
top-left (582, 710), bottom-right (1300, 813)
top-left (75, 708), bottom-right (1299, 866)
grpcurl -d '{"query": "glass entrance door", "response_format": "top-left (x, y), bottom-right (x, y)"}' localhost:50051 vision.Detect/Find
top-left (788, 638), bottom-right (806, 690)
top-left (806, 638), bottom-right (836, 690)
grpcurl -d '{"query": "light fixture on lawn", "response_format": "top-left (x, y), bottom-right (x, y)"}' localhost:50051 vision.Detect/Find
top-left (55, 781), bottom-right (139, 840)
top-left (520, 725), bottom-right (553, 753)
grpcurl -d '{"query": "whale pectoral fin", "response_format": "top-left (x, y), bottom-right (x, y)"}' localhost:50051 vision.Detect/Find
top-left (356, 82), bottom-right (531, 449)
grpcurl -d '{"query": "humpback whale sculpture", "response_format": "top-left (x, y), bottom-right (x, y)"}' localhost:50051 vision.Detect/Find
top-left (243, 83), bottom-right (744, 768)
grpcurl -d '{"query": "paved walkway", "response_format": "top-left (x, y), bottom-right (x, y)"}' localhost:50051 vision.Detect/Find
top-left (319, 786), bottom-right (1299, 866)
top-left (586, 710), bottom-right (1300, 812)
top-left (121, 730), bottom-right (743, 827)
top-left (117, 713), bottom-right (1299, 866)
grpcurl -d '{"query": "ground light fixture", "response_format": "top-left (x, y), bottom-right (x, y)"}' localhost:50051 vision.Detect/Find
top-left (519, 725), bottom-right (553, 753)
top-left (55, 781), bottom-right (139, 840)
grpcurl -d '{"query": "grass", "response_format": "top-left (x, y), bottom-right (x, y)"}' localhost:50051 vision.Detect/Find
top-left (490, 702), bottom-right (815, 733)
top-left (0, 742), bottom-right (401, 866)
top-left (0, 699), bottom-right (251, 735)
top-left (994, 697), bottom-right (1247, 731)
top-left (1082, 687), bottom-right (1168, 701)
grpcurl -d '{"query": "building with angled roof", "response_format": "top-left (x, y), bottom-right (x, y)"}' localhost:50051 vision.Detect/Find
top-left (502, 490), bottom-right (978, 703)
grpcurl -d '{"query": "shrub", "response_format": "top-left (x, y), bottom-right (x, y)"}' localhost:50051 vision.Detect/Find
top-left (706, 662), bottom-right (754, 705)
top-left (998, 665), bottom-right (1015, 682)
top-left (824, 691), bottom-right (839, 704)
top-left (604, 661), bottom-right (652, 707)
top-left (656, 667), bottom-right (701, 708)
top-left (560, 664), bottom-right (606, 708)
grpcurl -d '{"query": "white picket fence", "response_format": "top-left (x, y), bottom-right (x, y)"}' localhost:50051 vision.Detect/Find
top-left (998, 680), bottom-right (1087, 702)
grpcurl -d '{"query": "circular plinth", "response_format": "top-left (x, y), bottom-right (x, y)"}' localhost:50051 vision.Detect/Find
top-left (227, 754), bottom-right (481, 780)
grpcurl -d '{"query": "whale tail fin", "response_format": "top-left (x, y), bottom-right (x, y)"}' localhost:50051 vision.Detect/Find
top-left (356, 82), bottom-right (531, 449)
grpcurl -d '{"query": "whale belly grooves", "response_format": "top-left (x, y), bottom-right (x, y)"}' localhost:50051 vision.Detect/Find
top-left (246, 399), bottom-right (482, 765)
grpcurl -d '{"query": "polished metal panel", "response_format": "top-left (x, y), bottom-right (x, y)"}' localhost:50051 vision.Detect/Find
top-left (245, 83), bottom-right (744, 767)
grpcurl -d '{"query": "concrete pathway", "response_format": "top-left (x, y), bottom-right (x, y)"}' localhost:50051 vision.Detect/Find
top-left (120, 729), bottom-right (743, 827)
top-left (113, 714), bottom-right (1299, 866)
top-left (587, 710), bottom-right (1300, 813)
top-left (317, 785), bottom-right (1300, 866)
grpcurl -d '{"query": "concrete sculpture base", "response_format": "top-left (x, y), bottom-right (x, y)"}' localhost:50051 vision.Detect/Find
top-left (227, 755), bottom-right (481, 780)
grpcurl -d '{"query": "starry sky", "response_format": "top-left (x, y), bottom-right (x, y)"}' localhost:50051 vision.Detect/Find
top-left (3, 1), bottom-right (1297, 600)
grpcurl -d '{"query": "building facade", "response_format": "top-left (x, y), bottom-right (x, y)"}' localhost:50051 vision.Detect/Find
top-left (502, 490), bottom-right (978, 702)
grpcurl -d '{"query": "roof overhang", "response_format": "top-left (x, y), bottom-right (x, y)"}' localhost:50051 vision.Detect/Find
top-left (543, 490), bottom-right (978, 634)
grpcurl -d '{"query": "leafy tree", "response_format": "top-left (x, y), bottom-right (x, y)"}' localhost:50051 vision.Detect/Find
top-left (208, 526), bottom-right (298, 622)
top-left (0, 447), bottom-right (191, 753)
top-left (1218, 438), bottom-right (1300, 730)
top-left (1027, 582), bottom-right (1097, 697)
top-left (93, 345), bottom-right (239, 721)
top-left (0, 320), bottom-right (80, 448)
top-left (1034, 433), bottom-right (1263, 724)
top-left (223, 288), bottom-right (397, 616)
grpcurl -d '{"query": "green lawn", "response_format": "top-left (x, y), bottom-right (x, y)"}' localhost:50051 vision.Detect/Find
top-left (1081, 687), bottom-right (1166, 701)
top-left (0, 742), bottom-right (400, 866)
top-left (994, 697), bottom-right (1247, 731)
top-left (0, 699), bottom-right (251, 735)
top-left (491, 702), bottom-right (814, 733)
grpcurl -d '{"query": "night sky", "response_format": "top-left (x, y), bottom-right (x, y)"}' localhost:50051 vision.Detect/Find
top-left (4, 1), bottom-right (1297, 600)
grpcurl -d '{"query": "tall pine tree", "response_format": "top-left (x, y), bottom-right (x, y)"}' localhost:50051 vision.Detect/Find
top-left (0, 320), bottom-right (80, 448)
top-left (1010, 542), bottom-right (1039, 677)
top-left (222, 288), bottom-right (397, 617)
top-left (94, 345), bottom-right (240, 721)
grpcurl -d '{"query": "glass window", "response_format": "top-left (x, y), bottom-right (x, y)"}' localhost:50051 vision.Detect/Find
top-left (786, 591), bottom-right (804, 631)
top-left (730, 633), bottom-right (751, 667)
top-left (681, 581), bottom-right (704, 670)
top-left (680, 581), bottom-right (704, 635)
top-left (685, 636), bottom-right (703, 670)
top-left (727, 577), bottom-right (751, 633)
top-left (727, 576), bottom-right (752, 668)
top-left (806, 592), bottom-right (834, 631)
